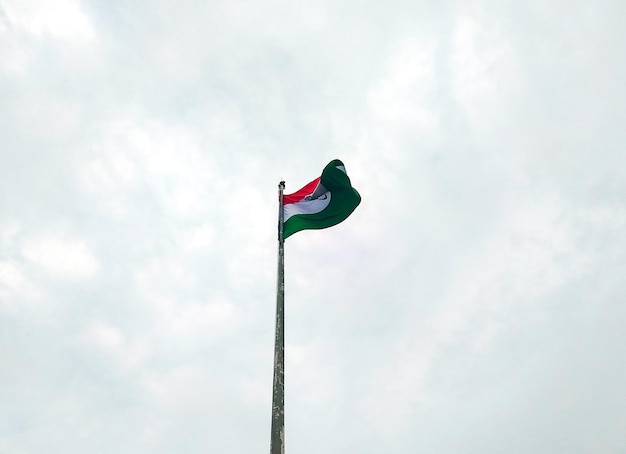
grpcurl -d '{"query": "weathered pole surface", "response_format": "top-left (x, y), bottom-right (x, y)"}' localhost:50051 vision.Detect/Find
top-left (270, 181), bottom-right (286, 454)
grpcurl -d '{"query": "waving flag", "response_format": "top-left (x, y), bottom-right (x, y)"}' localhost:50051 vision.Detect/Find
top-left (282, 159), bottom-right (361, 239)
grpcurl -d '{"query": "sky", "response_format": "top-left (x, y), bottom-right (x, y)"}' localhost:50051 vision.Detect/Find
top-left (1, 0), bottom-right (625, 453)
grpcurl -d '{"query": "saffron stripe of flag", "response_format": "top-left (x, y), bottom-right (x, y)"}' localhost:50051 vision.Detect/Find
top-left (282, 159), bottom-right (361, 239)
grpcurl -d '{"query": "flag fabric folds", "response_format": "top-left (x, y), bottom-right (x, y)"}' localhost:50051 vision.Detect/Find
top-left (282, 159), bottom-right (361, 239)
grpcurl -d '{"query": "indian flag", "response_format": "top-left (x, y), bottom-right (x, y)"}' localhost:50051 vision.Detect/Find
top-left (283, 159), bottom-right (361, 239)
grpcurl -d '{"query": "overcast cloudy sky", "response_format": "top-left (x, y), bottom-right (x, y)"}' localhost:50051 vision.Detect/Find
top-left (1, 0), bottom-right (625, 453)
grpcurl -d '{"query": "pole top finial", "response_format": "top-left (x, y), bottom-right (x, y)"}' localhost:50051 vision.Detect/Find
top-left (279, 181), bottom-right (285, 189)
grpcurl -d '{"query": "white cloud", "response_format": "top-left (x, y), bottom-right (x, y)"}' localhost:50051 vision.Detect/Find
top-left (1, 0), bottom-right (625, 452)
top-left (132, 254), bottom-right (241, 342)
top-left (21, 234), bottom-right (99, 280)
top-left (83, 321), bottom-right (125, 352)
top-left (0, 220), bottom-right (19, 247)
top-left (0, 260), bottom-right (42, 311)
top-left (177, 224), bottom-right (217, 253)
top-left (160, 299), bottom-right (239, 339)
top-left (367, 36), bottom-right (440, 148)
top-left (360, 194), bottom-right (591, 434)
top-left (2, 0), bottom-right (96, 40)
top-left (450, 10), bottom-right (521, 139)
top-left (81, 321), bottom-right (150, 370)
top-left (75, 110), bottom-right (223, 221)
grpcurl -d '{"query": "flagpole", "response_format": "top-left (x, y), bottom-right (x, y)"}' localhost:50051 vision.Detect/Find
top-left (270, 180), bottom-right (286, 454)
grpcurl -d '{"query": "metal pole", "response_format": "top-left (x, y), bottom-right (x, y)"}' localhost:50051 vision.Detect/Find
top-left (270, 181), bottom-right (286, 454)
